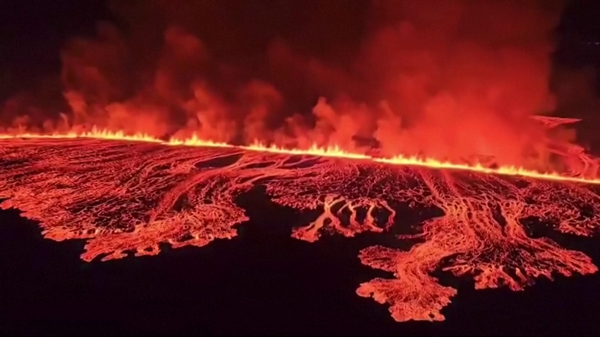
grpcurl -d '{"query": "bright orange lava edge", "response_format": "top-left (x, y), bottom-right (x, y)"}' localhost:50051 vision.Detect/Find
top-left (2, 129), bottom-right (600, 185)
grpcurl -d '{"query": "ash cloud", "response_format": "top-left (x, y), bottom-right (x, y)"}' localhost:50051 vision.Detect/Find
top-left (1, 0), bottom-right (576, 169)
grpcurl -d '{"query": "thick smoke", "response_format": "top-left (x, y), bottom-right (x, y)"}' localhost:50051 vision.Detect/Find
top-left (552, 66), bottom-right (600, 152)
top-left (1, 0), bottom-right (574, 169)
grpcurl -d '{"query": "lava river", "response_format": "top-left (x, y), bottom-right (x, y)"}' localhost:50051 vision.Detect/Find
top-left (1, 137), bottom-right (600, 322)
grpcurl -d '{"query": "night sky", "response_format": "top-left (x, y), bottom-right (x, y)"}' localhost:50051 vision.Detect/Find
top-left (0, 0), bottom-right (369, 100)
top-left (1, 1), bottom-right (599, 95)
top-left (1, 2), bottom-right (598, 80)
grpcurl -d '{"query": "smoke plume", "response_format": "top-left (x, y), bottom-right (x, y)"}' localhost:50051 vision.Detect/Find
top-left (1, 0), bottom-right (573, 169)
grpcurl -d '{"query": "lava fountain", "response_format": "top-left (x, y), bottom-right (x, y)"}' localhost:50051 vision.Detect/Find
top-left (1, 133), bottom-right (600, 322)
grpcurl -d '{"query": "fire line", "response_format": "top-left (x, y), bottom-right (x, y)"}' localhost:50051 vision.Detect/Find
top-left (1, 129), bottom-right (599, 185)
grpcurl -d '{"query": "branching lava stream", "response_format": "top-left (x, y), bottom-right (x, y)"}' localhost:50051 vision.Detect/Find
top-left (1, 137), bottom-right (600, 322)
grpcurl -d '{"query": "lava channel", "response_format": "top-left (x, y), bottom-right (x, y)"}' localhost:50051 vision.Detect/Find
top-left (1, 137), bottom-right (600, 322)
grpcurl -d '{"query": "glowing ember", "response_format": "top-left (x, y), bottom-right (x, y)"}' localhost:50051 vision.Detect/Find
top-left (1, 135), bottom-right (600, 322)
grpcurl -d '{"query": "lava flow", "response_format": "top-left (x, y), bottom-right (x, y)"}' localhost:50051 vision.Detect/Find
top-left (1, 135), bottom-right (600, 322)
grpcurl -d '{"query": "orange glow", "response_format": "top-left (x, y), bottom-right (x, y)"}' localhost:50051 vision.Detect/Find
top-left (2, 129), bottom-right (599, 185)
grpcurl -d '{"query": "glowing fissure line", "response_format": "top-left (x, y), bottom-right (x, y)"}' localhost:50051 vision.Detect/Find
top-left (2, 130), bottom-right (600, 185)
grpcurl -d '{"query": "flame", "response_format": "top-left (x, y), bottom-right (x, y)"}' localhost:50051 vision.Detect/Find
top-left (2, 128), bottom-right (600, 185)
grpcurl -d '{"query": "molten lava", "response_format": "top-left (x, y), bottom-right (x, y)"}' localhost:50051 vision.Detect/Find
top-left (1, 132), bottom-right (600, 322)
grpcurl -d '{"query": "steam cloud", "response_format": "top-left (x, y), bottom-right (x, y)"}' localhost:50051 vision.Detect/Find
top-left (1, 0), bottom-right (573, 168)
